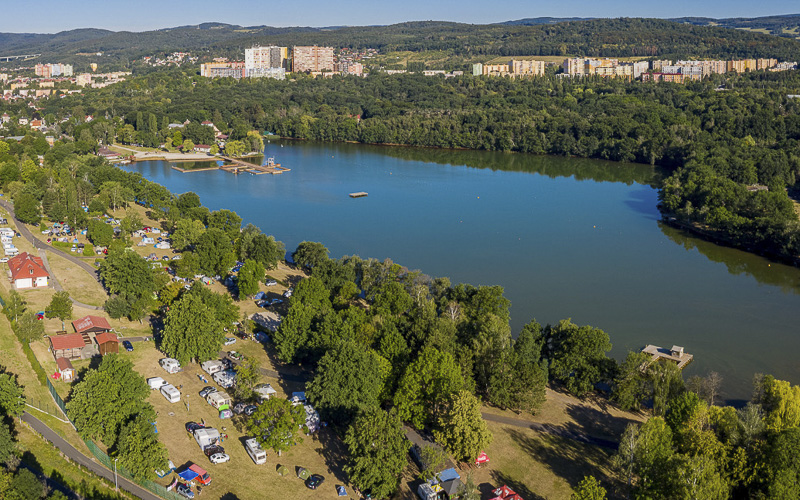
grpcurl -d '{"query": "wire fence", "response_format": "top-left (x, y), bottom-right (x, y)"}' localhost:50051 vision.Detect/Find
top-left (83, 440), bottom-right (184, 500)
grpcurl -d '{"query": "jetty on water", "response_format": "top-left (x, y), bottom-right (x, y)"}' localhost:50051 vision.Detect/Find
top-left (641, 344), bottom-right (693, 369)
top-left (349, 192), bottom-right (368, 198)
top-left (172, 156), bottom-right (290, 175)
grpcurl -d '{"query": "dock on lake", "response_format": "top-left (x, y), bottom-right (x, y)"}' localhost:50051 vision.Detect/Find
top-left (349, 192), bottom-right (368, 198)
top-left (641, 344), bottom-right (693, 369)
top-left (173, 156), bottom-right (290, 175)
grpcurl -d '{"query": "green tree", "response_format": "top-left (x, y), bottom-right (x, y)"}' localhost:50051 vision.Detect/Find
top-left (344, 407), bottom-right (409, 500)
top-left (572, 476), bottom-right (607, 500)
top-left (0, 372), bottom-right (25, 417)
top-left (207, 209), bottom-right (242, 241)
top-left (4, 290), bottom-right (27, 323)
top-left (292, 241), bottom-right (329, 271)
top-left (417, 445), bottom-right (449, 481)
top-left (488, 320), bottom-right (547, 413)
top-left (13, 192), bottom-right (40, 224)
top-left (613, 417), bottom-right (675, 499)
top-left (66, 355), bottom-right (151, 445)
top-left (45, 291), bottom-right (73, 322)
top-left (546, 319), bottom-right (613, 396)
top-left (182, 139), bottom-right (195, 152)
top-left (15, 311), bottom-right (44, 344)
top-left (613, 351), bottom-right (652, 411)
top-left (759, 375), bottom-right (800, 433)
top-left (273, 304), bottom-right (314, 363)
top-left (115, 414), bottom-right (168, 481)
top-left (457, 474), bottom-right (481, 500)
top-left (224, 140), bottom-right (246, 157)
top-left (394, 346), bottom-right (465, 429)
top-left (171, 218), bottom-right (205, 250)
top-left (87, 219), bottom-right (114, 247)
top-left (160, 292), bottom-right (224, 365)
top-left (246, 397), bottom-right (305, 456)
top-left (671, 454), bottom-right (728, 500)
top-left (306, 341), bottom-right (383, 426)
top-left (120, 212), bottom-right (143, 236)
top-left (434, 390), bottom-right (492, 463)
top-left (236, 259), bottom-right (264, 298)
top-left (195, 228), bottom-right (235, 276)
top-left (234, 356), bottom-right (261, 400)
top-left (10, 468), bottom-right (43, 500)
top-left (0, 421), bottom-right (16, 465)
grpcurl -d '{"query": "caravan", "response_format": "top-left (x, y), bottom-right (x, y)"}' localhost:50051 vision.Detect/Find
top-left (206, 391), bottom-right (232, 410)
top-left (160, 358), bottom-right (181, 374)
top-left (160, 384), bottom-right (181, 403)
top-left (245, 438), bottom-right (267, 464)
top-left (212, 369), bottom-right (236, 389)
top-left (147, 377), bottom-right (167, 390)
top-left (201, 360), bottom-right (224, 375)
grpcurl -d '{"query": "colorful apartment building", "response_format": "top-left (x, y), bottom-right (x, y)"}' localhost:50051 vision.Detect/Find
top-left (292, 46), bottom-right (335, 73)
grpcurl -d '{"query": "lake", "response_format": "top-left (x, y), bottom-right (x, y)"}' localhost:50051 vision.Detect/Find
top-left (125, 139), bottom-right (800, 403)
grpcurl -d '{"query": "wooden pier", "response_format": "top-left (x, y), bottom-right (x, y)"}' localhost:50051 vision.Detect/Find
top-left (641, 344), bottom-right (693, 369)
top-left (349, 192), bottom-right (368, 198)
top-left (172, 156), bottom-right (290, 175)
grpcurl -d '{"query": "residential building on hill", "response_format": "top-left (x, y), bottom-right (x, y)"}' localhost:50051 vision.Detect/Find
top-left (292, 46), bottom-right (335, 73)
top-left (8, 252), bottom-right (49, 289)
top-left (245, 46), bottom-right (288, 70)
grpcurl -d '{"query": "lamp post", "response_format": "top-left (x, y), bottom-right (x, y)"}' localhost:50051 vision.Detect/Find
top-left (114, 457), bottom-right (118, 492)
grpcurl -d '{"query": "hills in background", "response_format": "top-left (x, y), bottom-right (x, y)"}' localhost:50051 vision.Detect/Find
top-left (1, 15), bottom-right (799, 69)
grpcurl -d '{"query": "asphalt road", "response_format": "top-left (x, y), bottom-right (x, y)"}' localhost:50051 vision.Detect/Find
top-left (22, 412), bottom-right (162, 500)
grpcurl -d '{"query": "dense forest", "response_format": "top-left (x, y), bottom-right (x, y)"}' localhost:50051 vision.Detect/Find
top-left (2, 18), bottom-right (800, 67)
top-left (6, 66), bottom-right (798, 259)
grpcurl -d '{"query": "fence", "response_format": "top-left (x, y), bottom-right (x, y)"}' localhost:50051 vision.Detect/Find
top-left (83, 440), bottom-right (184, 500)
top-left (46, 377), bottom-right (69, 418)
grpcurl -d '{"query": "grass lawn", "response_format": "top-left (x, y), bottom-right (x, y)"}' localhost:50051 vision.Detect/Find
top-left (43, 251), bottom-right (107, 307)
top-left (129, 341), bottom-right (350, 500)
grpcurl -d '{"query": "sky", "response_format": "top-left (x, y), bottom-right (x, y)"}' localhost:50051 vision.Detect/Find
top-left (0, 0), bottom-right (797, 33)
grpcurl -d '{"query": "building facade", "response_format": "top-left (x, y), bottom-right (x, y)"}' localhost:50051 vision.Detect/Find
top-left (292, 46), bottom-right (335, 73)
top-left (245, 46), bottom-right (288, 70)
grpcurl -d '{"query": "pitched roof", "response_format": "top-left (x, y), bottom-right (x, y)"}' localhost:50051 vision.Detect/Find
top-left (8, 252), bottom-right (49, 281)
top-left (95, 331), bottom-right (119, 345)
top-left (56, 357), bottom-right (73, 371)
top-left (72, 315), bottom-right (112, 333)
top-left (50, 334), bottom-right (87, 350)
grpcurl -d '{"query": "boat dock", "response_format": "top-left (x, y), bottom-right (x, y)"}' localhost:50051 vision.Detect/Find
top-left (173, 156), bottom-right (290, 175)
top-left (641, 344), bottom-right (693, 369)
top-left (349, 192), bottom-right (368, 198)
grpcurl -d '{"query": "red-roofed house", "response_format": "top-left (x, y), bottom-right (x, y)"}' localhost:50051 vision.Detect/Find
top-left (8, 252), bottom-right (49, 289)
top-left (50, 334), bottom-right (87, 360)
top-left (72, 315), bottom-right (112, 334)
top-left (55, 357), bottom-right (74, 381)
top-left (95, 331), bottom-right (119, 355)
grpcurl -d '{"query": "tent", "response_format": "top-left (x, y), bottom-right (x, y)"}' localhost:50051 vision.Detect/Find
top-left (336, 485), bottom-right (348, 496)
top-left (176, 468), bottom-right (199, 482)
top-left (438, 468), bottom-right (461, 483)
top-left (254, 291), bottom-right (266, 300)
top-left (476, 451), bottom-right (490, 465)
top-left (297, 467), bottom-right (310, 480)
top-left (277, 465), bottom-right (289, 476)
top-left (493, 485), bottom-right (517, 498)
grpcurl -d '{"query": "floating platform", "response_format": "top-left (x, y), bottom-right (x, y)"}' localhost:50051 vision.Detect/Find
top-left (349, 192), bottom-right (368, 198)
top-left (641, 344), bottom-right (693, 369)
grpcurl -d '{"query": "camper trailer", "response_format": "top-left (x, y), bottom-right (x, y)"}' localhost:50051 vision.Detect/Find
top-left (147, 377), bottom-right (167, 390)
top-left (160, 384), bottom-right (181, 403)
top-left (245, 438), bottom-right (267, 464)
top-left (254, 383), bottom-right (277, 401)
top-left (212, 369), bottom-right (236, 389)
top-left (201, 360), bottom-right (224, 375)
top-left (159, 358), bottom-right (181, 374)
top-left (206, 391), bottom-right (232, 410)
top-left (193, 427), bottom-right (220, 450)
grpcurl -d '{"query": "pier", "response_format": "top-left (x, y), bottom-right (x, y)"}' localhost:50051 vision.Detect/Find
top-left (349, 192), bottom-right (368, 198)
top-left (641, 344), bottom-right (693, 369)
top-left (219, 156), bottom-right (290, 175)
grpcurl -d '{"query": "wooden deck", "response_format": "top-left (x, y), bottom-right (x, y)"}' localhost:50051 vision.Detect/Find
top-left (172, 156), bottom-right (290, 175)
top-left (641, 344), bottom-right (693, 369)
top-left (349, 192), bottom-right (368, 198)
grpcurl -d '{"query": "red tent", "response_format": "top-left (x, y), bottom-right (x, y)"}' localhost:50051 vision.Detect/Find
top-left (493, 485), bottom-right (517, 498)
top-left (475, 451), bottom-right (490, 465)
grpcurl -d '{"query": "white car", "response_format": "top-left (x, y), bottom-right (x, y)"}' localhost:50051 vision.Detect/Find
top-left (209, 453), bottom-right (230, 464)
top-left (41, 230), bottom-right (51, 235)
top-left (265, 280), bottom-right (277, 286)
top-left (0, 258), bottom-right (8, 263)
top-left (224, 337), bottom-right (237, 346)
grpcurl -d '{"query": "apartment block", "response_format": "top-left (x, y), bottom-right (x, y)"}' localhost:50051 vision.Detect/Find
top-left (200, 62), bottom-right (246, 78)
top-left (292, 46), bottom-right (335, 73)
top-left (337, 61), bottom-right (364, 76)
top-left (510, 59), bottom-right (545, 77)
top-left (245, 46), bottom-right (288, 70)
top-left (75, 74), bottom-right (92, 87)
top-left (245, 67), bottom-right (286, 79)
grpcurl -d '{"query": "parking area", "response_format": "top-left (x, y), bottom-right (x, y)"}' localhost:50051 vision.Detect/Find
top-left (130, 342), bottom-right (350, 500)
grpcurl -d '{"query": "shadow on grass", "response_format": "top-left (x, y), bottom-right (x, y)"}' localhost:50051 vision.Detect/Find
top-left (312, 427), bottom-right (349, 485)
top-left (562, 400), bottom-right (641, 443)
top-left (505, 428), bottom-right (620, 496)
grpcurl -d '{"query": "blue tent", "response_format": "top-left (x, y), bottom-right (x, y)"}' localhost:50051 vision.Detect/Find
top-left (438, 468), bottom-right (461, 483)
top-left (337, 485), bottom-right (347, 496)
top-left (254, 291), bottom-right (266, 300)
top-left (176, 468), bottom-right (199, 482)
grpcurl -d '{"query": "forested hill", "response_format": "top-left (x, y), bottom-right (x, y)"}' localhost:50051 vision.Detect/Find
top-left (3, 17), bottom-right (800, 65)
top-left (670, 14), bottom-right (800, 38)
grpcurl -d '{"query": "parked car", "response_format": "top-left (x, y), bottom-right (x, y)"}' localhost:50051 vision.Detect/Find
top-left (233, 403), bottom-right (247, 415)
top-left (209, 453), bottom-right (230, 464)
top-left (265, 280), bottom-right (277, 286)
top-left (122, 340), bottom-right (133, 352)
top-left (283, 289), bottom-right (293, 298)
top-left (224, 337), bottom-right (236, 346)
top-left (254, 332), bottom-right (269, 343)
top-left (0, 257), bottom-right (9, 263)
top-left (243, 405), bottom-right (258, 416)
top-left (227, 351), bottom-right (243, 361)
top-left (199, 386), bottom-right (217, 398)
top-left (185, 422), bottom-right (204, 434)
top-left (270, 299), bottom-right (283, 306)
top-left (176, 482), bottom-right (195, 499)
top-left (305, 474), bottom-right (325, 490)
top-left (203, 445), bottom-right (225, 457)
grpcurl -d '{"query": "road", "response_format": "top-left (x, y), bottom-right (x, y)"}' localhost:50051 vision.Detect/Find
top-left (0, 199), bottom-right (105, 310)
top-left (22, 412), bottom-right (162, 500)
top-left (480, 412), bottom-right (618, 449)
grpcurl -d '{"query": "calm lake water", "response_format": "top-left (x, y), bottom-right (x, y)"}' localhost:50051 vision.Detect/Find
top-left (125, 139), bottom-right (800, 403)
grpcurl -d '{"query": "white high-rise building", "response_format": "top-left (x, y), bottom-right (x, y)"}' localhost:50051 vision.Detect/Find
top-left (245, 46), bottom-right (287, 70)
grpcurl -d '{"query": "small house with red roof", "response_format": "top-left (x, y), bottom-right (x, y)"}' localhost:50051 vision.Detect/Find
top-left (8, 252), bottom-right (49, 289)
top-left (50, 334), bottom-right (87, 360)
top-left (55, 357), bottom-right (74, 381)
top-left (72, 315), bottom-right (112, 335)
top-left (95, 331), bottom-right (119, 355)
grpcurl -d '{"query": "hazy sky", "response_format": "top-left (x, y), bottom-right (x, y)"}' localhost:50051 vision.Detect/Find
top-left (0, 0), bottom-right (797, 33)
